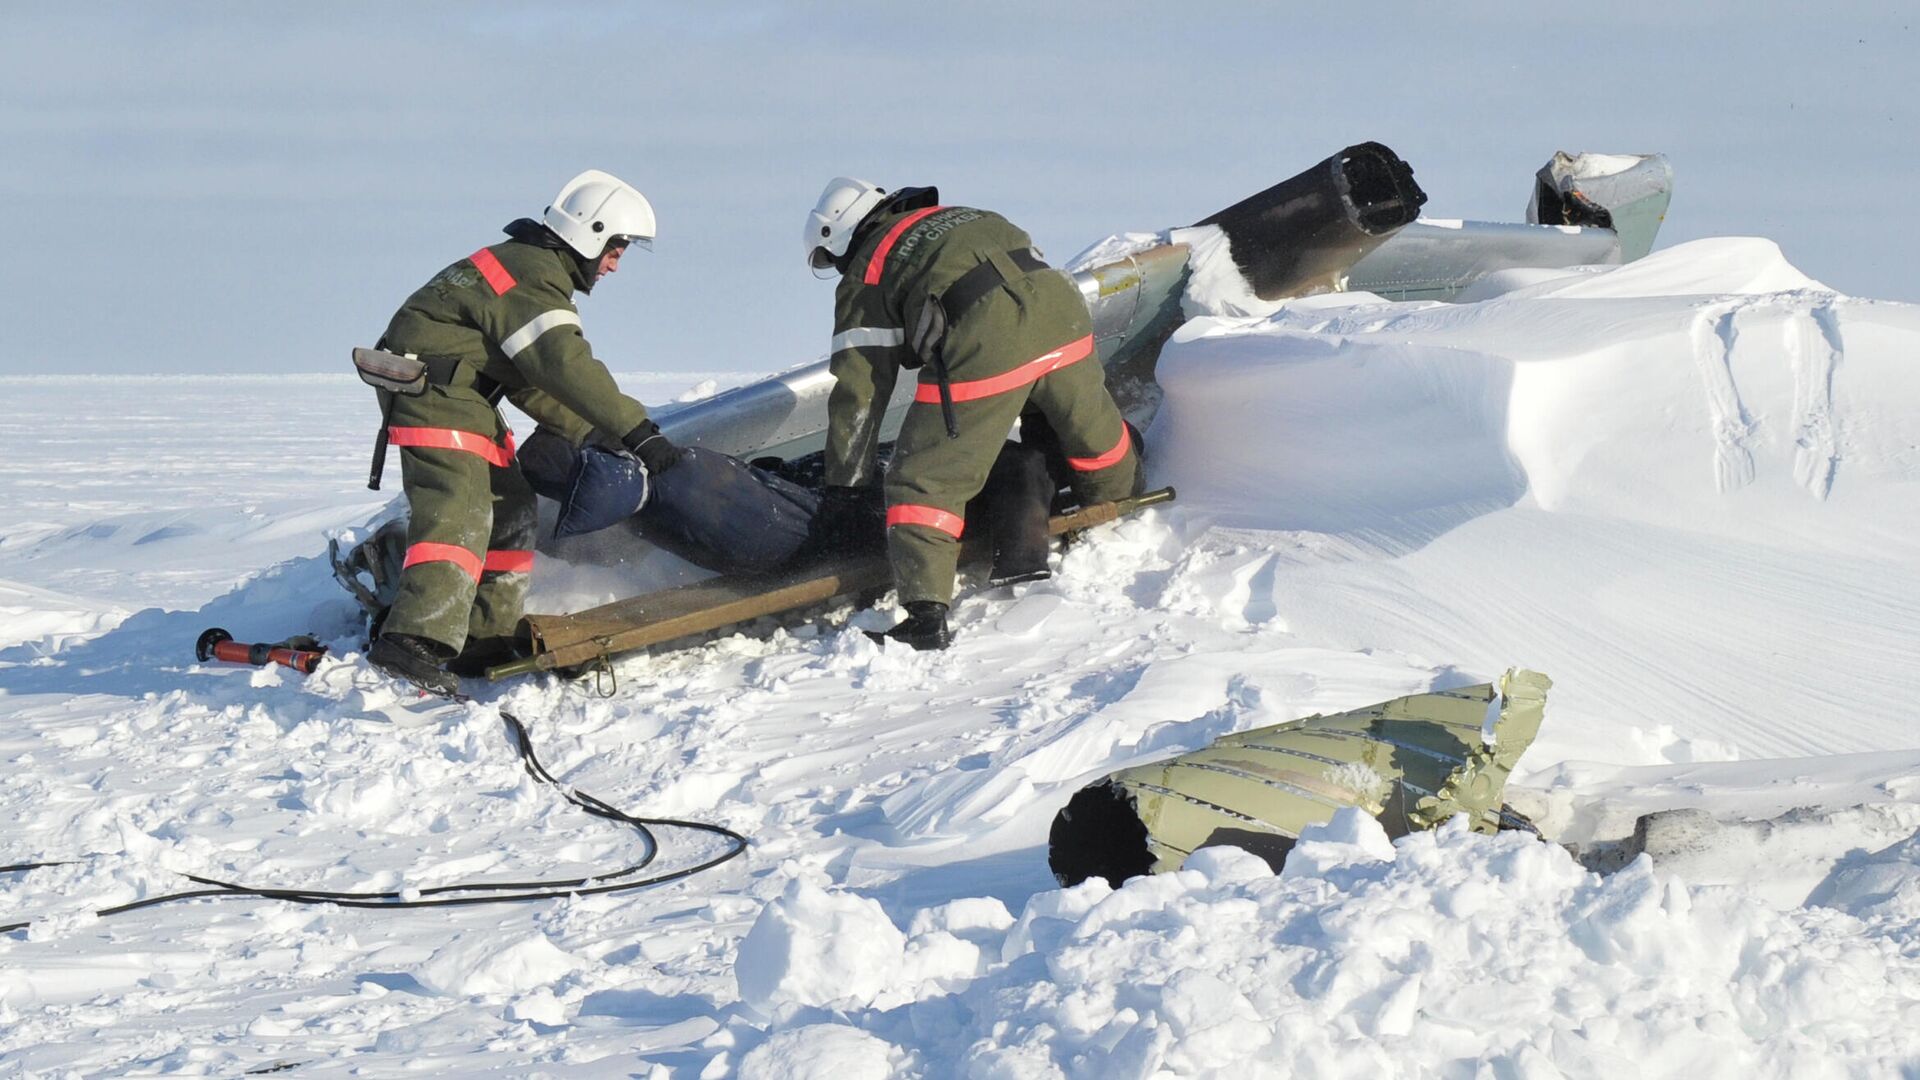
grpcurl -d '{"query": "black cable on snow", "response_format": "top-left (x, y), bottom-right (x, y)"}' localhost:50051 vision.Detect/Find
top-left (0, 709), bottom-right (749, 934)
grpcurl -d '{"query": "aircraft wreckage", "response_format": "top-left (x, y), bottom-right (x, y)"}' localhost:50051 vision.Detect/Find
top-left (333, 142), bottom-right (1673, 680)
top-left (655, 143), bottom-right (1672, 460)
top-left (1049, 669), bottom-right (1552, 888)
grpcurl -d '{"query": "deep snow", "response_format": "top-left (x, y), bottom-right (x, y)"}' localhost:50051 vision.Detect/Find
top-left (3, 238), bottom-right (1919, 1077)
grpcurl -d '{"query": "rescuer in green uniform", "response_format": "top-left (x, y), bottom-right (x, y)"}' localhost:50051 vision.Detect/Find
top-left (803, 178), bottom-right (1141, 650)
top-left (363, 169), bottom-right (686, 694)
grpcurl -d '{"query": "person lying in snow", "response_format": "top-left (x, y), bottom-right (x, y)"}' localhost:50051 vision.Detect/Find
top-left (516, 428), bottom-right (834, 575)
top-left (334, 416), bottom-right (1147, 681)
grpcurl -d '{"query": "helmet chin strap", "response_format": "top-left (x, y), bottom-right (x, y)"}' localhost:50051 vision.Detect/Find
top-left (570, 250), bottom-right (601, 294)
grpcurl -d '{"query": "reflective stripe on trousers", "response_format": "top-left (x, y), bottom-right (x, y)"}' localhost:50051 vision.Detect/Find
top-left (402, 544), bottom-right (534, 582)
top-left (392, 426), bottom-right (527, 581)
top-left (886, 503), bottom-right (965, 538)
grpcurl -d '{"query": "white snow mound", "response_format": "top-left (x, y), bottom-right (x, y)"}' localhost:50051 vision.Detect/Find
top-left (736, 1025), bottom-right (912, 1080)
top-left (744, 822), bottom-right (1920, 1077)
top-left (413, 931), bottom-right (582, 998)
top-left (736, 882), bottom-right (909, 1013)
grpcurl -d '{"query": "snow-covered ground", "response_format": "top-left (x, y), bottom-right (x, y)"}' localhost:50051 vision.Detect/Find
top-left (3, 238), bottom-right (1919, 1076)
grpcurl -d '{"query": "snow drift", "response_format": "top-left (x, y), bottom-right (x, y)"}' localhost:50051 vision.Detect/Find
top-left (735, 815), bottom-right (1920, 1077)
top-left (3, 239), bottom-right (1919, 1076)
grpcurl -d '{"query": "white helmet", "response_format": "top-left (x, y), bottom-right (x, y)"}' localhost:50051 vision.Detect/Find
top-left (544, 169), bottom-right (656, 260)
top-left (804, 176), bottom-right (887, 271)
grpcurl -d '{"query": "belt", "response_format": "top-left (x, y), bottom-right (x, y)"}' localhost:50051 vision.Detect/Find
top-left (421, 355), bottom-right (503, 405)
top-left (937, 248), bottom-right (1049, 327)
top-left (367, 350), bottom-right (504, 491)
top-left (914, 248), bottom-right (1051, 442)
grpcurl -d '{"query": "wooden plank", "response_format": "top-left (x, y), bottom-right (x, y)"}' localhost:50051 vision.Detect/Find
top-left (522, 556), bottom-right (889, 670)
top-left (490, 487), bottom-right (1173, 678)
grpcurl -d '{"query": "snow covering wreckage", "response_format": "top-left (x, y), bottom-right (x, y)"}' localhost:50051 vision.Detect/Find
top-left (336, 142), bottom-right (1668, 681)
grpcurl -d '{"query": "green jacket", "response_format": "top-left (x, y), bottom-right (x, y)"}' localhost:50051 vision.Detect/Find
top-left (825, 205), bottom-right (1046, 487)
top-left (382, 239), bottom-right (648, 446)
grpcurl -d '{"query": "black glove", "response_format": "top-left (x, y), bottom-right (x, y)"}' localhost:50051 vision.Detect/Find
top-left (622, 420), bottom-right (686, 475)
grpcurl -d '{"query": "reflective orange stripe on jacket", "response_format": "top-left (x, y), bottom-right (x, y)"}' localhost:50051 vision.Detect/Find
top-left (912, 335), bottom-right (1095, 405)
top-left (863, 207), bottom-right (946, 286)
top-left (387, 426), bottom-right (516, 468)
top-left (470, 248), bottom-right (517, 295)
top-left (886, 504), bottom-right (965, 538)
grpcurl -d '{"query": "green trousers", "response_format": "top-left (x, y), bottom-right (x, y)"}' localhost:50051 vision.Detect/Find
top-left (380, 386), bottom-right (539, 655)
top-left (885, 271), bottom-right (1140, 605)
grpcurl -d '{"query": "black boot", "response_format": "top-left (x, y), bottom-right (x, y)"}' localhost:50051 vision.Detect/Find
top-left (448, 635), bottom-right (529, 679)
top-left (981, 439), bottom-right (1055, 587)
top-left (369, 632), bottom-right (460, 696)
top-left (865, 601), bottom-right (952, 651)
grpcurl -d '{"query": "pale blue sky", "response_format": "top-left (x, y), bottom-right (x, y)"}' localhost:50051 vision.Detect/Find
top-left (2, 2), bottom-right (1912, 376)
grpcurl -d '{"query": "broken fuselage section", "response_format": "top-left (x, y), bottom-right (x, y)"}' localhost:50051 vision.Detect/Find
top-left (657, 146), bottom-right (1671, 461)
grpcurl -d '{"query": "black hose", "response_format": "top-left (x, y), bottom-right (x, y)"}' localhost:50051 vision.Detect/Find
top-left (1, 708), bottom-right (749, 934)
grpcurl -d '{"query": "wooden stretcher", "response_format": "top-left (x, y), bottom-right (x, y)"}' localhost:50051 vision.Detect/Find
top-left (485, 488), bottom-right (1174, 680)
